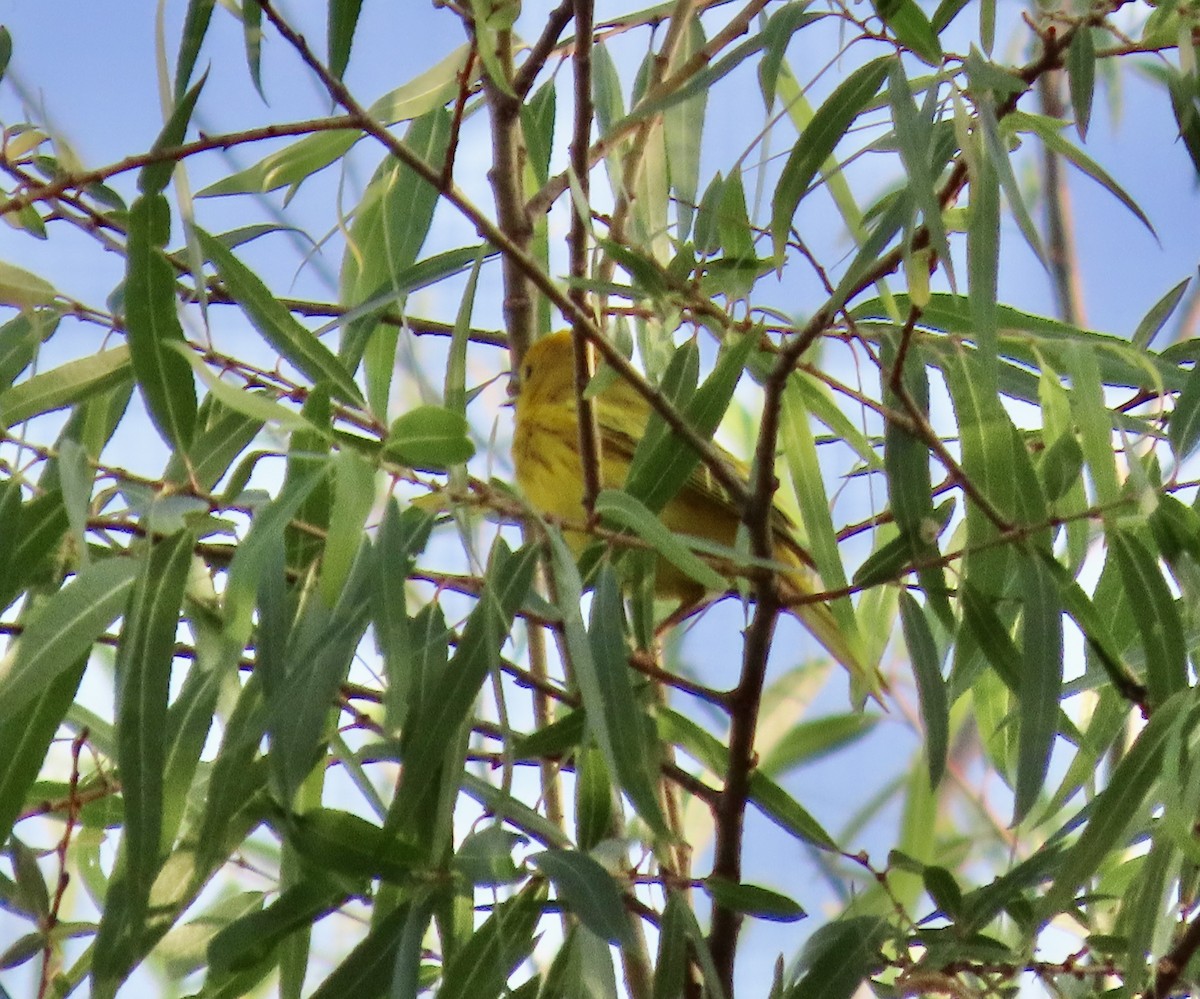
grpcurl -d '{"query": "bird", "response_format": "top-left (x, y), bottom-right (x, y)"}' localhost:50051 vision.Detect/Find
top-left (510, 330), bottom-right (881, 700)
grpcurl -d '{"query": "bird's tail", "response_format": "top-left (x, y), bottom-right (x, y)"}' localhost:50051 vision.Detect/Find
top-left (779, 574), bottom-right (888, 709)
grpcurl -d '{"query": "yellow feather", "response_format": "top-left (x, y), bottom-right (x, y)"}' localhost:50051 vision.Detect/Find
top-left (512, 331), bottom-right (884, 699)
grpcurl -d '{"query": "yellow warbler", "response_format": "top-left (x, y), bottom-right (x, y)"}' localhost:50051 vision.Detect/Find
top-left (512, 331), bottom-right (878, 694)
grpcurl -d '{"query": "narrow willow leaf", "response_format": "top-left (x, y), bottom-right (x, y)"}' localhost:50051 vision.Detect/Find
top-left (172, 343), bottom-right (318, 434)
top-left (116, 530), bottom-right (196, 915)
top-left (0, 345), bottom-right (131, 427)
top-left (581, 559), bottom-right (667, 835)
top-left (200, 47), bottom-right (474, 198)
top-left (304, 897), bottom-right (419, 999)
top-left (1067, 26), bottom-right (1095, 140)
top-left (659, 708), bottom-right (837, 850)
top-left (164, 397), bottom-right (264, 492)
top-left (1066, 344), bottom-right (1121, 506)
top-left (1171, 362), bottom-right (1200, 463)
top-left (530, 850), bottom-right (632, 945)
top-left (594, 489), bottom-right (726, 592)
top-left (393, 541), bottom-right (538, 838)
top-left (703, 878), bottom-right (805, 922)
top-left (372, 502), bottom-right (435, 730)
top-left (760, 713), bottom-right (879, 776)
top-left (173, 0), bottom-right (214, 100)
top-left (1009, 111), bottom-right (1153, 236)
top-left (665, 18), bottom-right (706, 239)
top-left (318, 450), bottom-right (375, 606)
top-left (280, 808), bottom-right (420, 884)
top-left (328, 0), bottom-right (364, 80)
top-left (939, 347), bottom-right (1018, 595)
top-left (1041, 692), bottom-right (1188, 919)
top-left (339, 109), bottom-right (451, 370)
top-left (0, 261), bottom-right (56, 310)
top-left (0, 655), bottom-right (85, 848)
top-left (791, 916), bottom-right (889, 999)
top-left (899, 593), bottom-right (948, 789)
top-left (196, 229), bottom-right (363, 406)
top-left (208, 876), bottom-right (351, 975)
top-left (438, 883), bottom-right (545, 999)
top-left (881, 334), bottom-right (953, 624)
top-left (1134, 277), bottom-right (1190, 349)
top-left (968, 118), bottom-right (1000, 396)
top-left (1109, 530), bottom-right (1187, 706)
top-left (0, 557), bottom-right (140, 728)
top-left (772, 56), bottom-right (892, 260)
top-left (242, 0), bottom-right (262, 96)
top-left (268, 545), bottom-right (374, 805)
top-left (126, 194), bottom-right (197, 450)
top-left (0, 310), bottom-right (55, 391)
top-left (142, 70), bottom-right (207, 195)
top-left (625, 331), bottom-right (755, 513)
top-left (780, 381), bottom-right (865, 652)
top-left (653, 893), bottom-right (689, 999)
top-left (976, 98), bottom-right (1047, 269)
top-left (888, 63), bottom-right (952, 288)
top-left (872, 0), bottom-right (942, 64)
top-left (1014, 556), bottom-right (1062, 824)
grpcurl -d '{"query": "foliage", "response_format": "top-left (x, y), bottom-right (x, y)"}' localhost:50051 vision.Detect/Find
top-left (1, 1), bottom-right (1200, 997)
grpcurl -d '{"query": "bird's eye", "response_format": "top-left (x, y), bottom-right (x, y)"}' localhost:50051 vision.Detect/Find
top-left (523, 363), bottom-right (532, 380)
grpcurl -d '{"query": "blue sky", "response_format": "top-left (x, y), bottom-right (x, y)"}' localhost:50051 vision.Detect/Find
top-left (0, 1), bottom-right (1198, 995)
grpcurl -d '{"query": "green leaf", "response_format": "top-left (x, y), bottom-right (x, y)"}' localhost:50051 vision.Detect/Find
top-left (115, 530), bottom-right (196, 915)
top-left (267, 544), bottom-right (374, 805)
top-left (208, 876), bottom-right (351, 975)
top-left (772, 56), bottom-right (892, 260)
top-left (530, 850), bottom-right (632, 945)
top-left (281, 807), bottom-right (420, 885)
top-left (872, 0), bottom-right (942, 65)
top-left (306, 896), bottom-right (429, 999)
top-left (384, 405), bottom-right (475, 471)
top-left (625, 331), bottom-right (756, 513)
top-left (318, 449), bottom-right (375, 606)
top-left (571, 557), bottom-right (667, 835)
top-left (791, 916), bottom-right (889, 999)
top-left (200, 47), bottom-right (475, 198)
top-left (126, 194), bottom-right (197, 450)
top-left (1014, 555), bottom-right (1062, 824)
top-left (0, 310), bottom-right (55, 391)
top-left (1171, 361), bottom-right (1200, 463)
top-left (664, 18), bottom-right (706, 239)
top-left (392, 541), bottom-right (538, 840)
top-left (142, 70), bottom-right (207, 194)
top-left (703, 878), bottom-right (805, 922)
top-left (1008, 112), bottom-right (1153, 238)
top-left (339, 108), bottom-right (452, 370)
top-left (976, 96), bottom-right (1047, 270)
top-left (438, 882), bottom-right (545, 999)
top-left (594, 488), bottom-right (726, 592)
top-left (0, 345), bottom-right (132, 428)
top-left (242, 0), bottom-right (262, 96)
top-left (1041, 692), bottom-right (1189, 918)
top-left (328, 0), bottom-right (364, 80)
top-left (899, 592), bottom-right (948, 789)
top-left (0, 557), bottom-right (140, 729)
top-left (0, 655), bottom-right (86, 848)
top-left (173, 0), bottom-right (214, 100)
top-left (1109, 529), bottom-right (1187, 707)
top-left (196, 228), bottom-right (364, 406)
top-left (1066, 26), bottom-right (1095, 140)
top-left (0, 260), bottom-right (57, 309)
top-left (1134, 277), bottom-right (1190, 349)
top-left (888, 62), bottom-right (953, 288)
